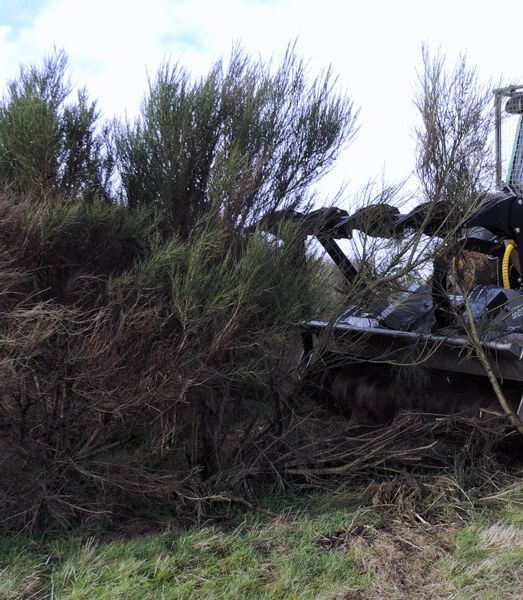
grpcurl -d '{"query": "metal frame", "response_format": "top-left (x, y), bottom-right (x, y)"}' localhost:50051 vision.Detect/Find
top-left (493, 85), bottom-right (523, 189)
top-left (302, 319), bottom-right (523, 383)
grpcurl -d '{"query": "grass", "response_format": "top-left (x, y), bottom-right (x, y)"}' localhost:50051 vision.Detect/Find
top-left (1, 479), bottom-right (522, 600)
top-left (443, 523), bottom-right (523, 599)
top-left (0, 508), bottom-right (370, 600)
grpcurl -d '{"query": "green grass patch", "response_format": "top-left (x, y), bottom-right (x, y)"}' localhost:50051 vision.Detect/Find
top-left (1, 484), bottom-right (523, 600)
top-left (0, 506), bottom-right (371, 600)
top-left (445, 518), bottom-right (523, 599)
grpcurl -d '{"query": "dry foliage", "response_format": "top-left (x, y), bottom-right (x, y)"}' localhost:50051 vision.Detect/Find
top-left (0, 196), bottom-right (329, 530)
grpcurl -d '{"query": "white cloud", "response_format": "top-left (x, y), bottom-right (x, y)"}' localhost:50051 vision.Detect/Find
top-left (1, 0), bottom-right (523, 204)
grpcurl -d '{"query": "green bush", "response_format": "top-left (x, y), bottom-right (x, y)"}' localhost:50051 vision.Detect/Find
top-left (114, 47), bottom-right (357, 235)
top-left (0, 47), bottom-right (354, 531)
top-left (0, 51), bottom-right (111, 201)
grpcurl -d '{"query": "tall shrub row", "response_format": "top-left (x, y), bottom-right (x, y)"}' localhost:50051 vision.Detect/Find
top-left (0, 49), bottom-right (356, 529)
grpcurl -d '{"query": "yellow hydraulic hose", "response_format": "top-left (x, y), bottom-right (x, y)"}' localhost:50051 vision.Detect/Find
top-left (503, 240), bottom-right (515, 289)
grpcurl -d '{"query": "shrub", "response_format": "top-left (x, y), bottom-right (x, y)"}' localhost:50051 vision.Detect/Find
top-left (114, 46), bottom-right (357, 236)
top-left (0, 196), bottom-right (329, 530)
top-left (0, 47), bottom-right (354, 531)
top-left (0, 51), bottom-right (111, 201)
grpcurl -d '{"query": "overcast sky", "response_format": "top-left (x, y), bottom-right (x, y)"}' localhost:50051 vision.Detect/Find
top-left (1, 0), bottom-right (523, 207)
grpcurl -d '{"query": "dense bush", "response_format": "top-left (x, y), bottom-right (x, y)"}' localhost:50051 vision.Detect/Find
top-left (0, 198), bottom-right (329, 529)
top-left (114, 47), bottom-right (357, 235)
top-left (0, 47), bottom-right (354, 530)
top-left (0, 51), bottom-right (111, 201)
top-left (0, 45), bottom-right (507, 532)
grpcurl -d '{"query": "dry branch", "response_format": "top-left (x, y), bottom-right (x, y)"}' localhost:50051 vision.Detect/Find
top-left (460, 286), bottom-right (523, 436)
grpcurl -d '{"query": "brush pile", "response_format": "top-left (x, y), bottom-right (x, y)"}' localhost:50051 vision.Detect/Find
top-left (217, 409), bottom-right (517, 490)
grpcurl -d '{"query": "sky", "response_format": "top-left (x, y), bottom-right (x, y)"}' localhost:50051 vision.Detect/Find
top-left (1, 0), bottom-right (523, 208)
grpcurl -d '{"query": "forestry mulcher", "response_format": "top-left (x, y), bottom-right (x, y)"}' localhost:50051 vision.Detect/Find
top-left (260, 86), bottom-right (523, 425)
